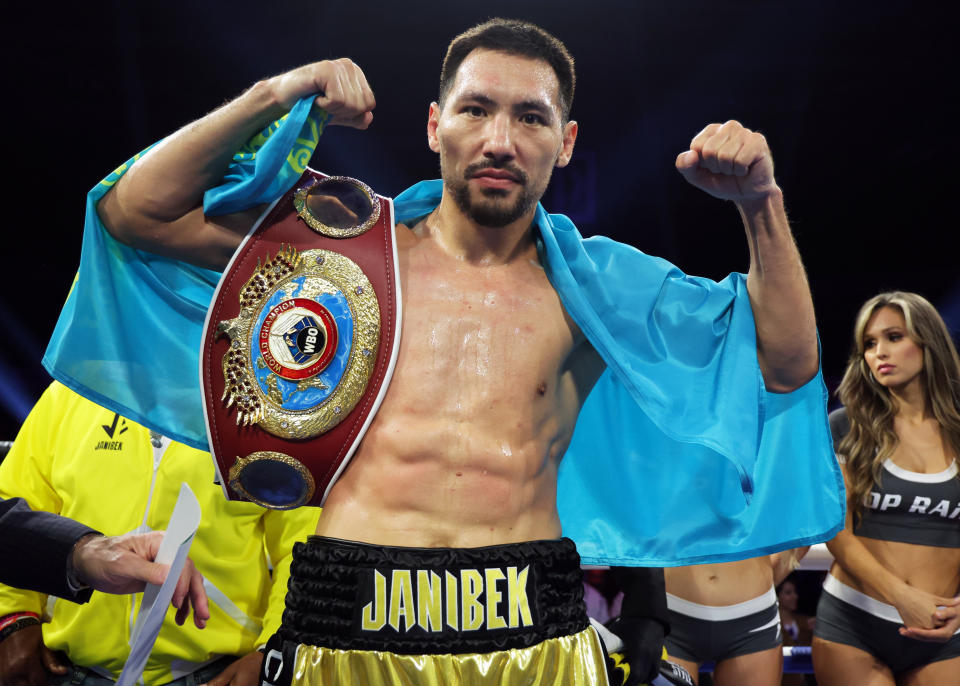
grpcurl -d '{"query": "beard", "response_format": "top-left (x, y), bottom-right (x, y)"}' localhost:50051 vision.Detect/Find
top-left (444, 160), bottom-right (547, 228)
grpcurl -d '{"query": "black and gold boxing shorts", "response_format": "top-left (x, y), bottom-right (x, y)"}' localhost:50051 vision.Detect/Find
top-left (259, 536), bottom-right (611, 685)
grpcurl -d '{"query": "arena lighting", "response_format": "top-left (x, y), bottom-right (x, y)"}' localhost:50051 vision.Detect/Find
top-left (0, 358), bottom-right (36, 425)
top-left (937, 282), bottom-right (960, 336)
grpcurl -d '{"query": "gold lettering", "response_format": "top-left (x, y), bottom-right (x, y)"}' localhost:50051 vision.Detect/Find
top-left (361, 570), bottom-right (386, 630)
top-left (461, 569), bottom-right (484, 631)
top-left (484, 568), bottom-right (507, 630)
top-left (388, 570), bottom-right (414, 631)
top-left (507, 565), bottom-right (533, 628)
top-left (445, 571), bottom-right (459, 630)
top-left (417, 570), bottom-right (443, 632)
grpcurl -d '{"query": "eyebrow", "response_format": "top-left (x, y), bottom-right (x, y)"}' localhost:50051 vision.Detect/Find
top-left (864, 326), bottom-right (905, 338)
top-left (457, 91), bottom-right (497, 108)
top-left (456, 91), bottom-right (556, 120)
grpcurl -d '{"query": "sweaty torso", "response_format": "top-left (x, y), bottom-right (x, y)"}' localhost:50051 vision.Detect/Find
top-left (314, 221), bottom-right (604, 547)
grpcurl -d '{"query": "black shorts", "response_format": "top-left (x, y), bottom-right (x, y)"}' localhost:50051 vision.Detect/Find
top-left (260, 536), bottom-right (612, 686)
top-left (814, 574), bottom-right (960, 673)
top-left (664, 587), bottom-right (782, 663)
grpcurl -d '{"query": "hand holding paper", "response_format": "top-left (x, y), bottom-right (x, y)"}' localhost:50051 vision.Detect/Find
top-left (117, 483), bottom-right (203, 686)
top-left (73, 529), bottom-right (208, 626)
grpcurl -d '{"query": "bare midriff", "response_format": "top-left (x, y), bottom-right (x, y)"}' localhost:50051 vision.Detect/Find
top-left (830, 539), bottom-right (960, 599)
top-left (665, 558), bottom-right (775, 606)
top-left (314, 222), bottom-right (603, 548)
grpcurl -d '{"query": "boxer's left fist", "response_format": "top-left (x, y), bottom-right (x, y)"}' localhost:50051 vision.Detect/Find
top-left (675, 120), bottom-right (778, 202)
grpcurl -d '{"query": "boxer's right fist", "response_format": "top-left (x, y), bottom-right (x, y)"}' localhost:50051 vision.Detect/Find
top-left (267, 58), bottom-right (376, 129)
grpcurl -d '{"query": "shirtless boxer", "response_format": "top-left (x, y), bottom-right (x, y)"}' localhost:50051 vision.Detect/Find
top-left (86, 18), bottom-right (818, 685)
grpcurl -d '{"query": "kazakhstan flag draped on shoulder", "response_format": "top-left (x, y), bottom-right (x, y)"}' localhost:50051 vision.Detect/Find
top-left (44, 97), bottom-right (843, 566)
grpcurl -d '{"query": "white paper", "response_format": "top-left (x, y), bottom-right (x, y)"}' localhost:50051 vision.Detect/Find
top-left (117, 483), bottom-right (201, 686)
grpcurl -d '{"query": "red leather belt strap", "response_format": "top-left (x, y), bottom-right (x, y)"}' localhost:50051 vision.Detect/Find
top-left (200, 169), bottom-right (400, 509)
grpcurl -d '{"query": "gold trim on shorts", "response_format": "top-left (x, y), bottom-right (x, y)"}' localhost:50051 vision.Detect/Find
top-left (289, 626), bottom-right (610, 686)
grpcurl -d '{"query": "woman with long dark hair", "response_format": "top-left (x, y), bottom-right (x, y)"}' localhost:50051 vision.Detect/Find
top-left (813, 291), bottom-right (960, 685)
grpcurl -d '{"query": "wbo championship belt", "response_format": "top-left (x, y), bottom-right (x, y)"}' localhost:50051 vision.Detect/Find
top-left (200, 169), bottom-right (401, 509)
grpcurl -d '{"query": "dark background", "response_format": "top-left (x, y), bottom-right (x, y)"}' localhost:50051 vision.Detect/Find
top-left (2, 0), bottom-right (957, 439)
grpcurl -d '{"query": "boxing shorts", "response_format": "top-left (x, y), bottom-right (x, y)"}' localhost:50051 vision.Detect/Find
top-left (259, 536), bottom-right (612, 685)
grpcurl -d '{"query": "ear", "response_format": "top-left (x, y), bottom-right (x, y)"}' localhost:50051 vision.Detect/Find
top-left (427, 102), bottom-right (441, 153)
top-left (555, 120), bottom-right (578, 168)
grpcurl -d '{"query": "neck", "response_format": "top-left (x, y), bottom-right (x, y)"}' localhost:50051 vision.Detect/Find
top-left (890, 377), bottom-right (930, 422)
top-left (425, 188), bottom-right (538, 265)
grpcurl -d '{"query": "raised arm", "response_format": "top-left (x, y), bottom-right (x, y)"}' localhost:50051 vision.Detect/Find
top-left (98, 59), bottom-right (376, 271)
top-left (676, 121), bottom-right (818, 392)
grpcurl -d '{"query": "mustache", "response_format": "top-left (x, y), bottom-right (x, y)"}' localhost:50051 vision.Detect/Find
top-left (464, 161), bottom-right (528, 185)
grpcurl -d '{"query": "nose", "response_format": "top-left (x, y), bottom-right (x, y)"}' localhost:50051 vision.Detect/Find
top-left (481, 113), bottom-right (514, 162)
top-left (874, 340), bottom-right (888, 359)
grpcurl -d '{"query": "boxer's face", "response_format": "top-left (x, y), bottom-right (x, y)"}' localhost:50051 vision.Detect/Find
top-left (428, 49), bottom-right (577, 228)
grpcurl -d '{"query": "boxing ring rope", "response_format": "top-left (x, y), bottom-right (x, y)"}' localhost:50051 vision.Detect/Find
top-left (797, 542), bottom-right (833, 571)
top-left (699, 646), bottom-right (811, 674)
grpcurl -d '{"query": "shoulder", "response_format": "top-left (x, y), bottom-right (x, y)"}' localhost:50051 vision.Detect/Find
top-left (827, 406), bottom-right (851, 460)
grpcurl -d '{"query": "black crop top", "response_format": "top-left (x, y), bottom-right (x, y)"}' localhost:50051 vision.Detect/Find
top-left (829, 407), bottom-right (960, 548)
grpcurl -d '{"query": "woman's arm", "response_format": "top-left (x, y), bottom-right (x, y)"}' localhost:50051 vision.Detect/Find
top-left (826, 467), bottom-right (958, 631)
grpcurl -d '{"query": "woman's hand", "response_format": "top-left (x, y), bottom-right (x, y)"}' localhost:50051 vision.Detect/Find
top-left (892, 582), bottom-right (959, 631)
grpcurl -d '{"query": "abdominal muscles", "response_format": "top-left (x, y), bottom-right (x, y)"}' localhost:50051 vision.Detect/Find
top-left (314, 232), bottom-right (586, 548)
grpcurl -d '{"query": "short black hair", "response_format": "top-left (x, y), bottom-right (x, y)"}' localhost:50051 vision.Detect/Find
top-left (438, 18), bottom-right (576, 121)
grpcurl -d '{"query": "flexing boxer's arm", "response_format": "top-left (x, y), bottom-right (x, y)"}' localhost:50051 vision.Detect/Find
top-left (98, 59), bottom-right (376, 271)
top-left (676, 121), bottom-right (818, 393)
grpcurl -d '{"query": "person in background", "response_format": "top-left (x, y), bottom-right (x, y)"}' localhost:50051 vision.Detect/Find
top-left (45, 16), bottom-right (840, 685)
top-left (0, 382), bottom-right (320, 686)
top-left (813, 291), bottom-right (960, 686)
top-left (777, 573), bottom-right (814, 686)
top-left (583, 571), bottom-right (613, 624)
top-left (662, 550), bottom-right (807, 685)
top-left (0, 497), bottom-right (208, 622)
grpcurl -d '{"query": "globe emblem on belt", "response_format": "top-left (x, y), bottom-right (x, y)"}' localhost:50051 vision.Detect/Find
top-left (259, 298), bottom-right (339, 381)
top-left (283, 315), bottom-right (325, 364)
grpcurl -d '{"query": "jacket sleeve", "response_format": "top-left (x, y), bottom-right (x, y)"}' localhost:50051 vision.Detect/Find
top-left (0, 384), bottom-right (77, 612)
top-left (255, 505), bottom-right (321, 646)
top-left (0, 497), bottom-right (97, 602)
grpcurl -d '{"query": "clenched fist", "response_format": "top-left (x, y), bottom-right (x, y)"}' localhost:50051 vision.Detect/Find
top-left (675, 120), bottom-right (778, 202)
top-left (267, 58), bottom-right (376, 129)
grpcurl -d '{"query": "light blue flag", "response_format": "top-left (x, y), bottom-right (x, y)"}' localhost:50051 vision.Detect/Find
top-left (394, 181), bottom-right (845, 565)
top-left (44, 98), bottom-right (327, 448)
top-left (44, 102), bottom-right (844, 565)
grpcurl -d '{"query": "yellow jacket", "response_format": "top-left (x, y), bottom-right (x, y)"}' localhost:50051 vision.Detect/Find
top-left (0, 382), bottom-right (320, 684)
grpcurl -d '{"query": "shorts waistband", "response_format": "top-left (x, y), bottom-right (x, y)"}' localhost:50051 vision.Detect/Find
top-left (279, 536), bottom-right (588, 654)
top-left (822, 573), bottom-right (902, 623)
top-left (823, 573), bottom-right (960, 635)
top-left (666, 586), bottom-right (776, 621)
